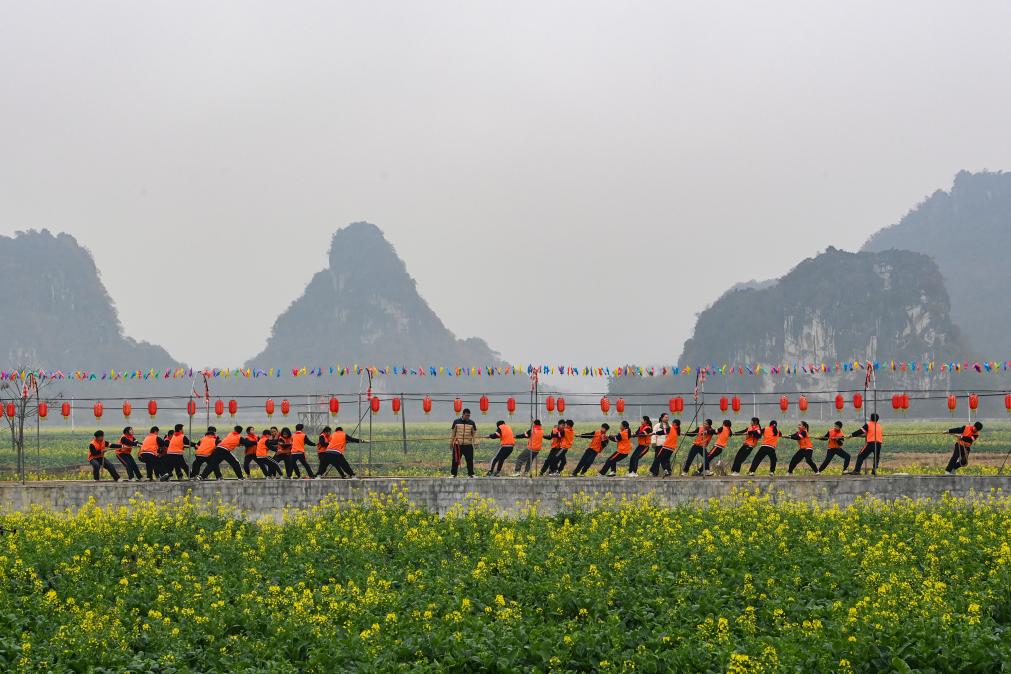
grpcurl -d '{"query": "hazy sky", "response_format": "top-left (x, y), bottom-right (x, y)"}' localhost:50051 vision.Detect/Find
top-left (3, 0), bottom-right (1011, 371)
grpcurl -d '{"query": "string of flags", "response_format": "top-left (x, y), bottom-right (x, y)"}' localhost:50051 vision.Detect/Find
top-left (2, 360), bottom-right (1010, 383)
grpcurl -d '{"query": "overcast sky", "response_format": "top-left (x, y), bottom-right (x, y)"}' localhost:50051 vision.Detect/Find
top-left (3, 0), bottom-right (1010, 371)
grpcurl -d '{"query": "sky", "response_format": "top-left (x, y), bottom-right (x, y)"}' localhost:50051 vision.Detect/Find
top-left (3, 0), bottom-right (1011, 374)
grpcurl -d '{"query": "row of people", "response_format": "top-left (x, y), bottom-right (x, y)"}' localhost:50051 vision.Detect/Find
top-left (86, 423), bottom-right (367, 481)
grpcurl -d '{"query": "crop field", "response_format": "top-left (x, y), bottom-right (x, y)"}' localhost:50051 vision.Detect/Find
top-left (1, 491), bottom-right (1009, 672)
top-left (1, 419), bottom-right (1009, 480)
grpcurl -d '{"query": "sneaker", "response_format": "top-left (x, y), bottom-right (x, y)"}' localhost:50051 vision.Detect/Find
top-left (313, 476), bottom-right (322, 480)
top-left (628, 472), bottom-right (638, 477)
top-left (159, 474), bottom-right (170, 482)
top-left (747, 472), bottom-right (755, 476)
top-left (663, 471), bottom-right (671, 477)
top-left (729, 471), bottom-right (739, 476)
top-left (704, 471), bottom-right (714, 476)
top-left (944, 470), bottom-right (953, 475)
top-left (681, 472), bottom-right (689, 477)
top-left (769, 471), bottom-right (775, 476)
top-left (607, 470), bottom-right (616, 477)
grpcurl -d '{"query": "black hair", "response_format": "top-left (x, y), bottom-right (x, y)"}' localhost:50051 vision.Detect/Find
top-left (245, 426), bottom-right (255, 433)
top-left (659, 412), bottom-right (669, 420)
top-left (334, 426), bottom-right (343, 432)
top-left (834, 421), bottom-right (843, 428)
top-left (206, 427), bottom-right (217, 435)
top-left (233, 425), bottom-right (242, 433)
top-left (672, 419), bottom-right (681, 426)
top-left (642, 415), bottom-right (651, 425)
top-left (122, 426), bottom-right (132, 435)
top-left (496, 420), bottom-right (505, 427)
top-left (751, 417), bottom-right (760, 424)
top-left (704, 418), bottom-right (713, 426)
top-left (601, 423), bottom-right (610, 430)
top-left (769, 420), bottom-right (778, 427)
top-left (801, 421), bottom-right (809, 430)
top-left (974, 421), bottom-right (984, 430)
top-left (262, 428), bottom-right (272, 435)
top-left (94, 430), bottom-right (104, 438)
top-left (566, 420), bottom-right (574, 427)
top-left (621, 421), bottom-right (630, 430)
top-left (321, 426), bottom-right (332, 434)
top-left (533, 419), bottom-right (542, 425)
top-left (150, 426), bottom-right (159, 433)
top-left (280, 427), bottom-right (291, 437)
top-left (723, 419), bottom-right (731, 427)
top-left (870, 413), bottom-right (879, 421)
top-left (462, 408), bottom-right (471, 415)
top-left (174, 423), bottom-right (184, 432)
top-left (295, 423), bottom-right (304, 431)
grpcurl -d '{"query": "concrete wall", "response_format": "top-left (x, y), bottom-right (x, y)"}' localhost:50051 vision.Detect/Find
top-left (1, 475), bottom-right (1009, 519)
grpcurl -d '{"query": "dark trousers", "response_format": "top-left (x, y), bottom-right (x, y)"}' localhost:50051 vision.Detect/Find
top-left (749, 445), bottom-right (777, 473)
top-left (256, 456), bottom-right (282, 477)
top-left (191, 455), bottom-right (222, 480)
top-left (819, 447), bottom-right (851, 473)
top-left (276, 454), bottom-right (300, 477)
top-left (731, 444), bottom-right (755, 473)
top-left (318, 451), bottom-right (354, 478)
top-left (513, 448), bottom-right (538, 474)
top-left (139, 453), bottom-right (160, 479)
top-left (705, 446), bottom-right (724, 471)
top-left (682, 445), bottom-right (705, 474)
top-left (201, 448), bottom-right (243, 479)
top-left (540, 448), bottom-right (561, 475)
top-left (243, 453), bottom-right (257, 477)
top-left (451, 444), bottom-right (474, 477)
top-left (287, 453), bottom-right (316, 478)
top-left (552, 449), bottom-right (568, 472)
top-left (628, 445), bottom-right (650, 473)
top-left (115, 453), bottom-right (143, 480)
top-left (488, 445), bottom-right (514, 475)
top-left (90, 457), bottom-right (120, 481)
top-left (650, 447), bottom-right (675, 476)
top-left (599, 451), bottom-right (628, 475)
top-left (572, 449), bottom-right (599, 476)
top-left (945, 443), bottom-right (970, 473)
top-left (852, 442), bottom-right (882, 474)
top-left (788, 449), bottom-right (818, 473)
top-left (160, 454), bottom-right (190, 479)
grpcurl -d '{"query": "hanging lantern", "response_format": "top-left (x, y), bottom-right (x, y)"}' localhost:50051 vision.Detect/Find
top-left (969, 393), bottom-right (979, 411)
top-left (93, 402), bottom-right (104, 420)
top-left (901, 393), bottom-right (910, 411)
top-left (423, 396), bottom-right (432, 415)
top-left (834, 394), bottom-right (844, 411)
top-left (370, 396), bottom-right (381, 414)
top-left (214, 400), bottom-right (224, 417)
top-left (453, 398), bottom-right (463, 414)
top-left (779, 396), bottom-right (789, 412)
top-left (719, 396), bottom-right (729, 412)
top-left (731, 396), bottom-right (741, 413)
top-left (228, 400), bottom-right (238, 417)
top-left (1005, 394), bottom-right (1011, 413)
top-left (675, 397), bottom-right (684, 413)
top-left (600, 396), bottom-right (611, 415)
top-left (479, 395), bottom-right (489, 415)
top-left (392, 397), bottom-right (401, 415)
top-left (61, 402), bottom-right (71, 419)
top-left (121, 401), bottom-right (132, 418)
top-left (616, 398), bottom-right (625, 414)
top-left (147, 400), bottom-right (158, 418)
top-left (265, 399), bottom-right (275, 417)
top-left (187, 400), bottom-right (197, 417)
top-left (557, 397), bottom-right (566, 414)
top-left (506, 397), bottom-right (516, 416)
top-left (668, 398), bottom-right (677, 414)
top-left (852, 393), bottom-right (863, 410)
top-left (798, 395), bottom-right (808, 412)
top-left (329, 397), bottom-right (340, 416)
top-left (4, 402), bottom-right (14, 419)
top-left (947, 395), bottom-right (957, 413)
top-left (38, 402), bottom-right (48, 420)
top-left (281, 399), bottom-right (291, 416)
top-left (891, 394), bottom-right (901, 410)
top-left (546, 396), bottom-right (555, 413)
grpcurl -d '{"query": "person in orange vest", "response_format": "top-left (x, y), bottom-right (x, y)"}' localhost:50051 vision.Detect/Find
top-left (555, 420), bottom-right (576, 473)
top-left (198, 425), bottom-right (246, 480)
top-left (944, 421), bottom-right (983, 474)
top-left (87, 430), bottom-right (123, 481)
top-left (274, 427), bottom-right (297, 477)
top-left (572, 423), bottom-right (610, 476)
top-left (599, 421), bottom-right (648, 476)
top-left (538, 421), bottom-right (567, 476)
top-left (190, 427), bottom-right (222, 480)
top-left (512, 420), bottom-right (544, 476)
top-left (627, 416), bottom-right (654, 476)
top-left (786, 421), bottom-right (819, 475)
top-left (486, 420), bottom-right (516, 477)
top-left (817, 421), bottom-right (851, 473)
top-left (317, 426), bottom-right (366, 478)
top-left (702, 420), bottom-right (733, 475)
top-left (847, 413), bottom-right (883, 475)
top-left (251, 428), bottom-right (283, 477)
top-left (241, 426), bottom-right (259, 477)
top-left (682, 419), bottom-right (716, 476)
top-left (748, 420), bottom-right (782, 475)
top-left (115, 426), bottom-right (143, 481)
top-left (137, 426), bottom-right (165, 481)
top-left (316, 426), bottom-right (347, 478)
top-left (649, 418), bottom-right (680, 477)
top-left (287, 424), bottom-right (317, 479)
top-left (730, 418), bottom-right (763, 475)
top-left (158, 425), bottom-right (193, 481)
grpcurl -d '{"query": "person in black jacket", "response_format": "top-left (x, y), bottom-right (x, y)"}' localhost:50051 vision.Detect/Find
top-left (945, 421), bottom-right (983, 474)
top-left (115, 427), bottom-right (143, 481)
top-left (786, 421), bottom-right (819, 475)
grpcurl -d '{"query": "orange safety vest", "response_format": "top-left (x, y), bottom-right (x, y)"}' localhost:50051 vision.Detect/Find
top-left (693, 427), bottom-right (715, 449)
top-left (615, 429), bottom-right (632, 455)
top-left (590, 430), bottom-right (607, 453)
top-left (140, 433), bottom-right (160, 456)
top-left (275, 437), bottom-right (291, 455)
top-left (167, 433), bottom-right (186, 455)
top-left (797, 431), bottom-right (813, 450)
top-left (219, 431), bottom-right (242, 451)
top-left (744, 424), bottom-right (761, 447)
top-left (828, 428), bottom-right (845, 449)
top-left (195, 436), bottom-right (217, 457)
top-left (637, 424), bottom-right (651, 447)
top-left (958, 424), bottom-right (978, 447)
top-left (291, 431), bottom-right (308, 454)
top-left (549, 429), bottom-right (563, 450)
top-left (662, 426), bottom-right (680, 450)
top-left (317, 433), bottom-right (330, 453)
top-left (498, 424), bottom-right (515, 446)
top-left (563, 427), bottom-right (575, 449)
top-left (865, 421), bottom-right (883, 443)
top-left (255, 435), bottom-right (271, 458)
top-left (761, 426), bottom-right (780, 449)
top-left (527, 426), bottom-right (543, 451)
top-left (117, 434), bottom-right (135, 455)
top-left (715, 427), bottom-right (731, 448)
top-left (87, 439), bottom-right (108, 461)
top-left (326, 430), bottom-right (348, 452)
top-left (244, 433), bottom-right (258, 456)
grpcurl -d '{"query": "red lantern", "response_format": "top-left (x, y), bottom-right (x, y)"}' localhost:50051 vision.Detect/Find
top-left (719, 396), bottom-right (729, 412)
top-left (453, 398), bottom-right (463, 414)
top-left (280, 399), bottom-right (290, 416)
top-left (1005, 394), bottom-right (1011, 413)
top-left (600, 397), bottom-right (611, 415)
top-left (731, 396), bottom-right (741, 413)
top-left (187, 400), bottom-right (197, 417)
top-left (506, 397), bottom-right (516, 416)
top-left (901, 393), bottom-right (910, 411)
top-left (329, 397), bottom-right (340, 416)
top-left (616, 398), bottom-right (625, 414)
top-left (479, 395), bottom-right (489, 415)
top-left (891, 394), bottom-right (901, 410)
top-left (370, 396), bottom-right (381, 414)
top-left (546, 396), bottom-right (555, 413)
top-left (834, 394), bottom-right (844, 411)
top-left (798, 395), bottom-right (808, 412)
top-left (147, 400), bottom-right (158, 418)
top-left (557, 397), bottom-right (566, 414)
top-left (61, 402), bottom-right (71, 419)
top-left (93, 402), bottom-right (104, 420)
top-left (675, 397), bottom-right (684, 413)
top-left (38, 402), bottom-right (48, 420)
top-left (779, 396), bottom-right (789, 412)
top-left (969, 393), bottom-right (979, 411)
top-left (214, 400), bottom-right (224, 417)
top-left (121, 401), bottom-right (132, 418)
top-left (228, 399), bottom-right (238, 417)
top-left (668, 398), bottom-right (677, 414)
top-left (947, 395), bottom-right (957, 413)
top-left (265, 399), bottom-right (275, 417)
top-left (392, 397), bottom-right (401, 415)
top-left (4, 402), bottom-right (14, 419)
top-left (423, 396), bottom-right (432, 415)
top-left (852, 393), bottom-right (863, 410)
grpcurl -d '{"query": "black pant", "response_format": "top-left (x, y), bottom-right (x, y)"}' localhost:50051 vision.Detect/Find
top-left (451, 444), bottom-right (474, 477)
top-left (160, 454), bottom-right (190, 479)
top-left (90, 457), bottom-right (120, 481)
top-left (287, 453), bottom-right (316, 478)
top-left (628, 445), bottom-right (650, 473)
top-left (945, 443), bottom-right (970, 473)
top-left (731, 444), bottom-right (755, 473)
top-left (318, 451), bottom-right (355, 478)
top-left (488, 445), bottom-right (514, 475)
top-left (682, 445), bottom-right (705, 474)
top-left (256, 456), bottom-right (282, 477)
top-left (599, 451), bottom-right (628, 475)
top-left (819, 447), bottom-right (851, 473)
top-left (705, 446), bottom-right (724, 472)
top-left (139, 453), bottom-right (160, 479)
top-left (749, 445), bottom-right (777, 474)
top-left (115, 453), bottom-right (142, 480)
top-left (572, 449), bottom-right (599, 476)
top-left (553, 449), bottom-right (568, 472)
top-left (540, 448), bottom-right (562, 475)
top-left (201, 448), bottom-right (243, 479)
top-left (191, 455), bottom-right (222, 480)
top-left (852, 442), bottom-right (882, 474)
top-left (243, 453), bottom-right (257, 477)
top-left (788, 449), bottom-right (818, 474)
